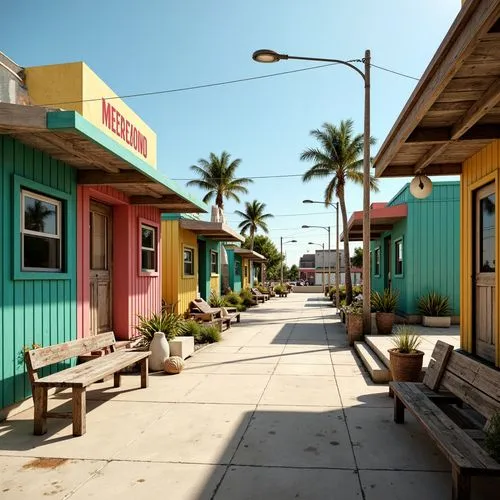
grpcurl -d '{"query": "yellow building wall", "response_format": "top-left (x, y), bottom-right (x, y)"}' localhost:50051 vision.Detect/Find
top-left (460, 140), bottom-right (500, 366)
top-left (210, 275), bottom-right (220, 296)
top-left (25, 62), bottom-right (157, 168)
top-left (161, 220), bottom-right (198, 315)
top-left (242, 258), bottom-right (250, 289)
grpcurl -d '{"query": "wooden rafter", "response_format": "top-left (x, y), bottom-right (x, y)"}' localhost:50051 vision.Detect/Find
top-left (380, 163), bottom-right (462, 177)
top-left (77, 170), bottom-right (154, 184)
top-left (414, 143), bottom-right (451, 173)
top-left (130, 195), bottom-right (181, 205)
top-left (408, 124), bottom-right (500, 143)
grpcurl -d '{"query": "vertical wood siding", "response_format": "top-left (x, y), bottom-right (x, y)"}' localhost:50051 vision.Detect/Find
top-left (1, 136), bottom-right (77, 409)
top-left (460, 140), bottom-right (500, 364)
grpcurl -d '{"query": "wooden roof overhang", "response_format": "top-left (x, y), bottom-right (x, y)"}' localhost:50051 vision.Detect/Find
top-left (232, 248), bottom-right (267, 262)
top-left (375, 0), bottom-right (500, 178)
top-left (179, 219), bottom-right (244, 242)
top-left (0, 103), bottom-right (207, 213)
top-left (341, 204), bottom-right (408, 241)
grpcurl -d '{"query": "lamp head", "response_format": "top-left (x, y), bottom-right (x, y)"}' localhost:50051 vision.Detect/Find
top-left (252, 49), bottom-right (287, 63)
top-left (410, 174), bottom-right (432, 199)
top-left (290, 239), bottom-right (297, 243)
top-left (302, 199), bottom-right (314, 204)
top-left (301, 225), bottom-right (310, 228)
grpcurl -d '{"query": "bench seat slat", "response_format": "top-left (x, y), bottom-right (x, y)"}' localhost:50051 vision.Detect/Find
top-left (391, 382), bottom-right (500, 473)
top-left (34, 350), bottom-right (150, 388)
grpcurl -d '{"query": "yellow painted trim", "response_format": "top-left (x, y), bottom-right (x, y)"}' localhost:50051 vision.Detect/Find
top-left (469, 170), bottom-right (497, 192)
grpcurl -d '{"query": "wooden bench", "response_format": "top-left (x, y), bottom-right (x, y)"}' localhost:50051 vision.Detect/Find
top-left (391, 341), bottom-right (500, 500)
top-left (251, 288), bottom-right (269, 302)
top-left (24, 332), bottom-right (150, 437)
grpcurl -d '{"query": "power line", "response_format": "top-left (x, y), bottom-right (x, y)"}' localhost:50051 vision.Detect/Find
top-left (370, 63), bottom-right (420, 81)
top-left (173, 173), bottom-right (304, 181)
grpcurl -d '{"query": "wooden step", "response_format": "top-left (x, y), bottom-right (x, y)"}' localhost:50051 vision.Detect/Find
top-left (354, 341), bottom-right (391, 383)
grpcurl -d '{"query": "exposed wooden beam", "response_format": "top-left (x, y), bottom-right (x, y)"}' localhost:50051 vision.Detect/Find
top-left (78, 170), bottom-right (153, 184)
top-left (414, 143), bottom-right (450, 173)
top-left (129, 195), bottom-right (182, 205)
top-left (408, 124), bottom-right (500, 143)
top-left (0, 102), bottom-right (47, 130)
top-left (451, 77), bottom-right (500, 139)
top-left (378, 163), bottom-right (462, 177)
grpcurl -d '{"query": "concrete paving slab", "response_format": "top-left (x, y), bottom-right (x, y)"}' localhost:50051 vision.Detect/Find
top-left (330, 349), bottom-right (361, 365)
top-left (183, 362), bottom-right (222, 374)
top-left (0, 456), bottom-right (106, 500)
top-left (345, 407), bottom-right (450, 471)
top-left (117, 403), bottom-right (254, 464)
top-left (260, 375), bottom-right (341, 406)
top-left (215, 363), bottom-right (276, 375)
top-left (282, 345), bottom-right (333, 353)
top-left (237, 346), bottom-right (286, 355)
top-left (70, 461), bottom-right (226, 500)
top-left (278, 352), bottom-right (333, 365)
top-left (336, 376), bottom-right (392, 408)
top-left (215, 466), bottom-right (362, 500)
top-left (184, 374), bottom-right (271, 404)
top-left (233, 405), bottom-right (355, 468)
top-left (188, 352), bottom-right (280, 365)
top-left (334, 363), bottom-right (367, 377)
top-left (273, 363), bottom-right (335, 376)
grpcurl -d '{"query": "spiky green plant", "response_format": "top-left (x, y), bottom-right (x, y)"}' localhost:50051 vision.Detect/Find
top-left (372, 288), bottom-right (399, 313)
top-left (209, 291), bottom-right (227, 308)
top-left (135, 312), bottom-right (188, 347)
top-left (196, 325), bottom-right (221, 344)
top-left (224, 291), bottom-right (242, 306)
top-left (417, 291), bottom-right (451, 317)
top-left (485, 412), bottom-right (500, 462)
top-left (391, 325), bottom-right (421, 353)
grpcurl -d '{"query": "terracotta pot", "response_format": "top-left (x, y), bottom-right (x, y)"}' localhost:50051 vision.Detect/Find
top-left (375, 312), bottom-right (395, 335)
top-left (388, 348), bottom-right (424, 382)
top-left (347, 313), bottom-right (363, 346)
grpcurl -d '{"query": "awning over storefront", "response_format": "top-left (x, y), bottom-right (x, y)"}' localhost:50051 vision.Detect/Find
top-left (232, 248), bottom-right (267, 262)
top-left (180, 219), bottom-right (244, 242)
top-left (0, 103), bottom-right (207, 213)
top-left (341, 203), bottom-right (408, 241)
top-left (374, 0), bottom-right (500, 178)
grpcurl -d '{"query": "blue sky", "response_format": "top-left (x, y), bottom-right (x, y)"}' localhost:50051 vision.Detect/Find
top-left (3, 0), bottom-right (460, 265)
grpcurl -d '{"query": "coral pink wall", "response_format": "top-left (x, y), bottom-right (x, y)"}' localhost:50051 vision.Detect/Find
top-left (77, 185), bottom-right (162, 340)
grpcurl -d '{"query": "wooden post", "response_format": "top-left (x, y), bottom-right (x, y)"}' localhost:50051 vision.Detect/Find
top-left (113, 372), bottom-right (121, 388)
top-left (394, 394), bottom-right (405, 423)
top-left (451, 467), bottom-right (470, 500)
top-left (33, 386), bottom-right (48, 435)
top-left (72, 387), bottom-right (86, 436)
top-left (140, 357), bottom-right (149, 388)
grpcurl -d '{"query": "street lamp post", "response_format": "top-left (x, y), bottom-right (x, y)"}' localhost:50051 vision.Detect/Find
top-left (254, 49), bottom-right (371, 334)
top-left (303, 200), bottom-right (340, 310)
top-left (308, 242), bottom-right (325, 293)
top-left (280, 237), bottom-right (297, 284)
top-left (302, 224), bottom-right (330, 296)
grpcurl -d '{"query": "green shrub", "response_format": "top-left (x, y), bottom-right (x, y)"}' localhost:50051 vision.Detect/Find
top-left (391, 325), bottom-right (421, 353)
top-left (135, 311), bottom-right (187, 347)
top-left (417, 291), bottom-right (451, 317)
top-left (183, 319), bottom-right (202, 338)
top-left (240, 288), bottom-right (255, 307)
top-left (196, 325), bottom-right (221, 344)
top-left (209, 291), bottom-right (227, 308)
top-left (236, 303), bottom-right (247, 312)
top-left (485, 412), bottom-right (500, 462)
top-left (224, 291), bottom-right (242, 306)
top-left (274, 284), bottom-right (285, 294)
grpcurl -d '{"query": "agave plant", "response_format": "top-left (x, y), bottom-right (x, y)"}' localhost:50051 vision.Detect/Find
top-left (135, 311), bottom-right (188, 347)
top-left (371, 288), bottom-right (399, 313)
top-left (391, 325), bottom-right (421, 353)
top-left (417, 291), bottom-right (450, 317)
top-left (209, 291), bottom-right (227, 308)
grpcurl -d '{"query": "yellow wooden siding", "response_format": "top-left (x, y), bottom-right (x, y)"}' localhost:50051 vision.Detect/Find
top-left (242, 258), bottom-right (250, 289)
top-left (210, 275), bottom-right (220, 295)
top-left (460, 140), bottom-right (500, 366)
top-left (161, 221), bottom-right (198, 315)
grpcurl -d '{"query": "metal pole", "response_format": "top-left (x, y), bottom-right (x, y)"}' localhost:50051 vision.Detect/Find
top-left (322, 244), bottom-right (325, 294)
top-left (280, 236), bottom-right (283, 284)
top-left (362, 49), bottom-right (371, 334)
top-left (327, 227), bottom-right (331, 297)
top-left (336, 202), bottom-right (340, 310)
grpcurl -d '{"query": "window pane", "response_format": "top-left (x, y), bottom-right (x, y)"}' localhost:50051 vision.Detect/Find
top-left (142, 226), bottom-right (155, 250)
top-left (141, 249), bottom-right (156, 271)
top-left (184, 262), bottom-right (193, 275)
top-left (184, 249), bottom-right (192, 263)
top-left (235, 261), bottom-right (241, 276)
top-left (24, 195), bottom-right (58, 235)
top-left (480, 194), bottom-right (495, 272)
top-left (91, 212), bottom-right (107, 270)
top-left (24, 235), bottom-right (60, 270)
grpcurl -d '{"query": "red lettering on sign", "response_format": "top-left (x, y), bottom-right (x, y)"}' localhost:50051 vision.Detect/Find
top-left (111, 108), bottom-right (116, 133)
top-left (126, 120), bottom-right (131, 145)
top-left (120, 116), bottom-right (125, 141)
top-left (102, 99), bottom-right (111, 127)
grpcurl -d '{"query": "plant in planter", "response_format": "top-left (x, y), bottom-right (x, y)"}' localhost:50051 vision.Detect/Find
top-left (371, 288), bottom-right (399, 335)
top-left (345, 301), bottom-right (364, 346)
top-left (485, 412), bottom-right (500, 462)
top-left (417, 291), bottom-right (451, 328)
top-left (388, 325), bottom-right (424, 382)
top-left (135, 311), bottom-right (188, 348)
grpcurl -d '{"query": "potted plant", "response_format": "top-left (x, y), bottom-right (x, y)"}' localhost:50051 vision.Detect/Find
top-left (417, 291), bottom-right (451, 328)
top-left (372, 288), bottom-right (399, 335)
top-left (345, 300), bottom-right (364, 346)
top-left (388, 325), bottom-right (424, 382)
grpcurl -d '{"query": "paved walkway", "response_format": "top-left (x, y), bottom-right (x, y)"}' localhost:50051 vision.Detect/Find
top-left (0, 294), bottom-right (494, 499)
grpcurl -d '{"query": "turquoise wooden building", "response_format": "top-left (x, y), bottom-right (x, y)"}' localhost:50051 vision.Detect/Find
top-left (344, 181), bottom-right (460, 322)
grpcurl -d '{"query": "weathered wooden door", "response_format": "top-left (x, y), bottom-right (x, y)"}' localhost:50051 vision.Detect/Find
top-left (474, 183), bottom-right (496, 362)
top-left (89, 201), bottom-right (112, 336)
top-left (384, 236), bottom-right (392, 290)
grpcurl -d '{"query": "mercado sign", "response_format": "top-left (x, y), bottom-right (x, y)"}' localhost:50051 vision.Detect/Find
top-left (25, 62), bottom-right (157, 168)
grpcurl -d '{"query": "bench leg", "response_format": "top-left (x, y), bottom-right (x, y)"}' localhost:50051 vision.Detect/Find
top-left (113, 371), bottom-right (121, 388)
top-left (452, 467), bottom-right (470, 500)
top-left (72, 387), bottom-right (86, 436)
top-left (394, 394), bottom-right (405, 424)
top-left (140, 357), bottom-right (149, 388)
top-left (33, 386), bottom-right (48, 435)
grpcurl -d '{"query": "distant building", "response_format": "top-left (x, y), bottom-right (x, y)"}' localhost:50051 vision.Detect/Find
top-left (298, 250), bottom-right (361, 285)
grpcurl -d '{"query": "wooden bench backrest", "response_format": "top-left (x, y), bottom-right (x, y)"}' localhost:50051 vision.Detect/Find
top-left (424, 340), bottom-right (500, 421)
top-left (191, 298), bottom-right (214, 313)
top-left (25, 332), bottom-right (116, 383)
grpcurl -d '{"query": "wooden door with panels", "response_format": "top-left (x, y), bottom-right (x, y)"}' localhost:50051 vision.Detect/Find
top-left (89, 201), bottom-right (113, 336)
top-left (474, 183), bottom-right (496, 362)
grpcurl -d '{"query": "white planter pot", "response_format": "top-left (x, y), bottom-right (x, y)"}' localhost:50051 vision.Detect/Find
top-left (422, 316), bottom-right (451, 328)
top-left (149, 331), bottom-right (170, 371)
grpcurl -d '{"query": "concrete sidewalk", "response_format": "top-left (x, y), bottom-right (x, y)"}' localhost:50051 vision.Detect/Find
top-left (0, 294), bottom-right (495, 499)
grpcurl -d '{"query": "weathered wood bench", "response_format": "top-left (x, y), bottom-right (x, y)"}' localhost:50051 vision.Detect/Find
top-left (24, 332), bottom-right (150, 437)
top-left (391, 340), bottom-right (500, 500)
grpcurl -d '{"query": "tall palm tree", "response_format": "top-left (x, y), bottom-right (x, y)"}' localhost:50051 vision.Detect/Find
top-left (235, 200), bottom-right (274, 250)
top-left (300, 119), bottom-right (379, 304)
top-left (187, 151), bottom-right (253, 210)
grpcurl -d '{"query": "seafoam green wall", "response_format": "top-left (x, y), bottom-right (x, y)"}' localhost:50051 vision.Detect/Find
top-left (227, 249), bottom-right (242, 292)
top-left (198, 238), bottom-right (220, 299)
top-left (1, 136), bottom-right (77, 410)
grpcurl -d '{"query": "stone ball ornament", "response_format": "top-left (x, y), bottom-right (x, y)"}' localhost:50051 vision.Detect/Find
top-left (164, 356), bottom-right (185, 375)
top-left (410, 174), bottom-right (432, 199)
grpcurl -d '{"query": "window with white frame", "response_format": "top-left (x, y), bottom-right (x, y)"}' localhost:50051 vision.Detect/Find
top-left (22, 190), bottom-right (62, 271)
top-left (141, 224), bottom-right (157, 272)
top-left (374, 248), bottom-right (381, 276)
top-left (395, 239), bottom-right (403, 275)
top-left (183, 247), bottom-right (194, 276)
top-left (210, 250), bottom-right (218, 274)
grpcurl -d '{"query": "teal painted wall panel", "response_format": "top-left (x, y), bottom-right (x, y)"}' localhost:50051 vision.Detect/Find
top-left (227, 249), bottom-right (242, 292)
top-left (0, 136), bottom-right (77, 410)
top-left (198, 239), bottom-right (221, 299)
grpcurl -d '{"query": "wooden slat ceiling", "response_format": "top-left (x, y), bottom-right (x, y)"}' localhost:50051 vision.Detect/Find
top-left (375, 0), bottom-right (500, 178)
top-left (179, 220), bottom-right (244, 242)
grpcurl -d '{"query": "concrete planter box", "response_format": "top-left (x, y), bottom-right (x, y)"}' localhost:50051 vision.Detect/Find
top-left (168, 336), bottom-right (195, 359)
top-left (422, 316), bottom-right (451, 328)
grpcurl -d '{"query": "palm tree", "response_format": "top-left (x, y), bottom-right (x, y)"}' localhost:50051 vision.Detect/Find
top-left (300, 119), bottom-right (379, 304)
top-left (235, 200), bottom-right (274, 250)
top-left (187, 151), bottom-right (253, 210)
